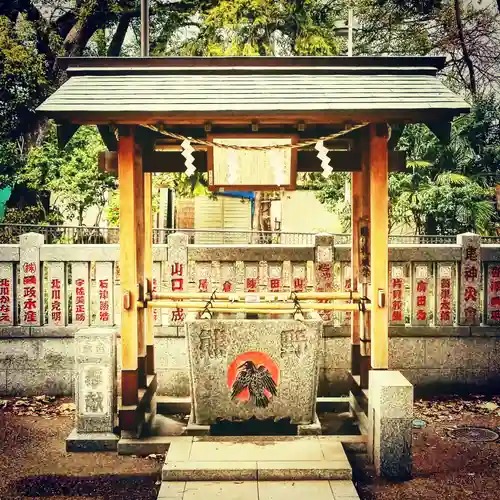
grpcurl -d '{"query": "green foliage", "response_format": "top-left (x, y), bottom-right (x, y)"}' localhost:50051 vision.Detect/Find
top-left (19, 125), bottom-right (116, 225)
top-left (312, 96), bottom-right (499, 235)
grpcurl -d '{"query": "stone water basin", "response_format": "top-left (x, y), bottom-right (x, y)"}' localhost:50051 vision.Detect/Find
top-left (185, 312), bottom-right (322, 425)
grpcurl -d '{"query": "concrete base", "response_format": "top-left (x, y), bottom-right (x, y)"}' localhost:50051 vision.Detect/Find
top-left (186, 411), bottom-right (210, 436)
top-left (297, 413), bottom-right (322, 436)
top-left (66, 428), bottom-right (119, 452)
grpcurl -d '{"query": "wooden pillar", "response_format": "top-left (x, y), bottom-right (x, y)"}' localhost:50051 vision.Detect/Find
top-left (119, 129), bottom-right (140, 408)
top-left (135, 143), bottom-right (147, 389)
top-left (369, 124), bottom-right (389, 370)
top-left (359, 128), bottom-right (372, 387)
top-left (350, 169), bottom-right (361, 376)
top-left (144, 172), bottom-right (155, 375)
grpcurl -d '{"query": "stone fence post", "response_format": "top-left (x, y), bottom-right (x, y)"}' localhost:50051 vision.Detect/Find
top-left (368, 370), bottom-right (413, 479)
top-left (66, 327), bottom-right (118, 451)
top-left (457, 233), bottom-right (481, 325)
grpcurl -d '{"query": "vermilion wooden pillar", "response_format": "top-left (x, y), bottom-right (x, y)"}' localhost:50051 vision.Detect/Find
top-left (350, 169), bottom-right (361, 376)
top-left (118, 129), bottom-right (140, 410)
top-left (144, 172), bottom-right (155, 375)
top-left (359, 127), bottom-right (372, 388)
top-left (369, 123), bottom-right (389, 370)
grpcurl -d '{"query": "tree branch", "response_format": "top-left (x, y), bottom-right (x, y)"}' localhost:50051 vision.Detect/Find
top-left (454, 0), bottom-right (477, 96)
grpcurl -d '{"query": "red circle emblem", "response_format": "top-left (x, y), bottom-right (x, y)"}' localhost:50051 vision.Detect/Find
top-left (227, 351), bottom-right (279, 402)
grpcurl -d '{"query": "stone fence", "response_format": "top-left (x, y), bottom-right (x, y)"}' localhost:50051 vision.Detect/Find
top-left (0, 232), bottom-right (499, 397)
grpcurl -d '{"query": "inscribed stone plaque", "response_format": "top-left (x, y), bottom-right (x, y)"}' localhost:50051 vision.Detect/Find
top-left (486, 263), bottom-right (500, 325)
top-left (458, 233), bottom-right (481, 325)
top-left (20, 233), bottom-right (43, 326)
top-left (75, 328), bottom-right (116, 433)
top-left (95, 262), bottom-right (113, 326)
top-left (47, 262), bottom-right (66, 327)
top-left (245, 263), bottom-right (259, 292)
top-left (292, 263), bottom-right (306, 292)
top-left (185, 313), bottom-right (322, 425)
top-left (72, 262), bottom-right (90, 327)
top-left (411, 263), bottom-right (432, 326)
top-left (166, 233), bottom-right (188, 326)
top-left (436, 263), bottom-right (455, 326)
top-left (389, 265), bottom-right (406, 326)
top-left (0, 263), bottom-right (14, 326)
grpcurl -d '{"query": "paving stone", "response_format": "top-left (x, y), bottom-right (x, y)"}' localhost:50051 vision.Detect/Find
top-left (162, 461), bottom-right (258, 481)
top-left (258, 480), bottom-right (334, 500)
top-left (167, 437), bottom-right (194, 461)
top-left (157, 482), bottom-right (185, 500)
top-left (257, 461), bottom-right (351, 480)
top-left (320, 441), bottom-right (346, 461)
top-left (329, 480), bottom-right (359, 498)
top-left (188, 439), bottom-right (324, 462)
top-left (183, 481), bottom-right (258, 500)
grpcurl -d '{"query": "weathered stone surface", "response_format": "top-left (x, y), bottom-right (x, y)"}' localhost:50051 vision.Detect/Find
top-left (66, 428), bottom-right (118, 452)
top-left (163, 462), bottom-right (258, 482)
top-left (425, 338), bottom-right (469, 369)
top-left (41, 244), bottom-right (119, 262)
top-left (389, 326), bottom-right (471, 337)
top-left (188, 245), bottom-right (314, 263)
top-left (6, 369), bottom-right (73, 396)
top-left (0, 369), bottom-right (6, 393)
top-left (183, 481), bottom-right (258, 500)
top-left (378, 417), bottom-right (412, 480)
top-left (74, 328), bottom-right (116, 433)
top-left (157, 369), bottom-right (191, 397)
top-left (186, 314), bottom-right (322, 425)
top-left (0, 244), bottom-right (20, 262)
top-left (368, 370), bottom-right (413, 480)
top-left (257, 461), bottom-right (351, 480)
top-left (389, 338), bottom-right (425, 369)
top-left (0, 339), bottom-right (40, 368)
top-left (156, 337), bottom-right (188, 370)
top-left (0, 327), bottom-right (30, 338)
top-left (323, 338), bottom-right (351, 370)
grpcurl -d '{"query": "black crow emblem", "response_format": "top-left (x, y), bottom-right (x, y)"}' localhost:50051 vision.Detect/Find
top-left (230, 360), bottom-right (277, 408)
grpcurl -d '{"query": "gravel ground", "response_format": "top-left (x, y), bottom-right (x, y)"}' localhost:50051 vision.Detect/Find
top-left (2, 395), bottom-right (500, 500)
top-left (354, 397), bottom-right (500, 500)
top-left (0, 400), bottom-right (161, 500)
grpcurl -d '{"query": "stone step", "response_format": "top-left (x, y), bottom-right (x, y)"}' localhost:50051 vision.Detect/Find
top-left (158, 480), bottom-right (361, 500)
top-left (161, 436), bottom-right (352, 482)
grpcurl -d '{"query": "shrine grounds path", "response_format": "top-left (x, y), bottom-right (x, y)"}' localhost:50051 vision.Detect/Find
top-left (1, 395), bottom-right (500, 500)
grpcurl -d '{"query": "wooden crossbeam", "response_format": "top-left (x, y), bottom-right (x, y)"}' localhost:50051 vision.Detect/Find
top-left (98, 150), bottom-right (406, 175)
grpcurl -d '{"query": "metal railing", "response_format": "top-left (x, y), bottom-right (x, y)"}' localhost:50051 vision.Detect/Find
top-left (0, 223), bottom-right (490, 245)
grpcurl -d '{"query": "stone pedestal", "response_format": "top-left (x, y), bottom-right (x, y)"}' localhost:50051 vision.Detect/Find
top-left (185, 313), bottom-right (322, 425)
top-left (66, 327), bottom-right (118, 452)
top-left (368, 370), bottom-right (413, 480)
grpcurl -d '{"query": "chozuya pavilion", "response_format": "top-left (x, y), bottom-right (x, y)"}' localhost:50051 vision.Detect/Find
top-left (37, 55), bottom-right (469, 483)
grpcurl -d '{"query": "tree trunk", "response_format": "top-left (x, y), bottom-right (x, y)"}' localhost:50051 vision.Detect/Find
top-left (454, 0), bottom-right (477, 96)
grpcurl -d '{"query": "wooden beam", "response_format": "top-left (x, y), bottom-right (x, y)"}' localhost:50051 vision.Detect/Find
top-left (99, 150), bottom-right (406, 174)
top-left (118, 130), bottom-right (140, 408)
top-left (369, 123), bottom-right (389, 370)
